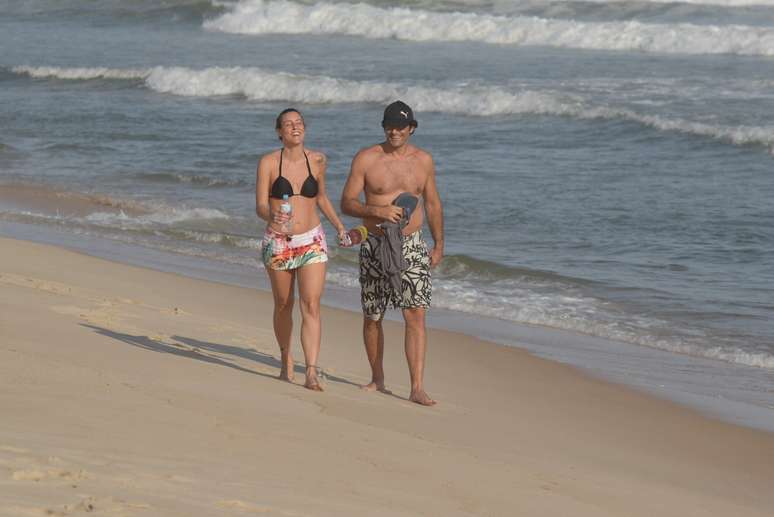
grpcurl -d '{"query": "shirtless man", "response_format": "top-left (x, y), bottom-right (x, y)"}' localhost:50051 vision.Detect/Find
top-left (341, 101), bottom-right (444, 406)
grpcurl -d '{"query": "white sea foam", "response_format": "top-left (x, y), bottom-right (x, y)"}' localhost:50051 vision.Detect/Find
top-left (144, 65), bottom-right (399, 102)
top-left (0, 184), bottom-right (230, 227)
top-left (15, 65), bottom-right (774, 150)
top-left (5, 201), bottom-right (771, 370)
top-left (85, 206), bottom-right (229, 226)
top-left (12, 66), bottom-right (148, 80)
top-left (455, 0), bottom-right (774, 6)
top-left (175, 229), bottom-right (261, 249)
top-left (426, 276), bottom-right (774, 370)
top-left (561, 0), bottom-right (774, 5)
top-left (577, 106), bottom-right (774, 149)
top-left (204, 0), bottom-right (774, 56)
top-left (136, 172), bottom-right (247, 188)
top-left (10, 65), bottom-right (576, 112)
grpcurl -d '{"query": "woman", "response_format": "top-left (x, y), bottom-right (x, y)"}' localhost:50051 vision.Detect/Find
top-left (256, 108), bottom-right (346, 391)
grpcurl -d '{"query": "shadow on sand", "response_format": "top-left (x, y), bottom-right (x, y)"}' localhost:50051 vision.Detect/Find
top-left (81, 324), bottom-right (361, 389)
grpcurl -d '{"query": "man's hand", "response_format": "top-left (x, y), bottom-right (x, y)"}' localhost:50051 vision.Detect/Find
top-left (376, 205), bottom-right (404, 224)
top-left (429, 246), bottom-right (443, 268)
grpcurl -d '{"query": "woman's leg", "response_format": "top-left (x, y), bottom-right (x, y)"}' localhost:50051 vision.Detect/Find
top-left (266, 267), bottom-right (296, 381)
top-left (296, 262), bottom-right (326, 390)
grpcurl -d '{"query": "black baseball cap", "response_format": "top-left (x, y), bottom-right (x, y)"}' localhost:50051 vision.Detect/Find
top-left (382, 100), bottom-right (418, 129)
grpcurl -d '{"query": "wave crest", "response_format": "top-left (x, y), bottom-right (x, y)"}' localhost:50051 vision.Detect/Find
top-left (12, 66), bottom-right (149, 80)
top-left (204, 0), bottom-right (774, 56)
top-left (135, 172), bottom-right (249, 188)
top-left (13, 65), bottom-right (774, 151)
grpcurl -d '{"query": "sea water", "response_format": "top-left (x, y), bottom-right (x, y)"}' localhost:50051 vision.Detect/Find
top-left (1, 0), bottom-right (772, 429)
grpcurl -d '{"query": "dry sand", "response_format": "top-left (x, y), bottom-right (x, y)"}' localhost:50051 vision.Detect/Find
top-left (1, 236), bottom-right (773, 516)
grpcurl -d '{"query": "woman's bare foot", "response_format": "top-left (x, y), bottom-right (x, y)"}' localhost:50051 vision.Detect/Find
top-left (409, 390), bottom-right (436, 406)
top-left (278, 356), bottom-right (294, 382)
top-left (361, 381), bottom-right (392, 394)
top-left (304, 366), bottom-right (323, 392)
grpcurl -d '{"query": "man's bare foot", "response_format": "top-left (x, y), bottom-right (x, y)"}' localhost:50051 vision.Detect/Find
top-left (361, 381), bottom-right (391, 394)
top-left (409, 390), bottom-right (436, 406)
top-left (304, 366), bottom-right (323, 392)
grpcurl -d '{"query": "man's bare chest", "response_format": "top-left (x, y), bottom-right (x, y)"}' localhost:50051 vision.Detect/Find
top-left (365, 158), bottom-right (425, 195)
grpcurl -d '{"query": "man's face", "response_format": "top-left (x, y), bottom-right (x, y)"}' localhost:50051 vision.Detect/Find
top-left (383, 124), bottom-right (412, 148)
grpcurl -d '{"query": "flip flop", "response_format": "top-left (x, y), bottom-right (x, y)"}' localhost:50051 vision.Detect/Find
top-left (392, 192), bottom-right (418, 228)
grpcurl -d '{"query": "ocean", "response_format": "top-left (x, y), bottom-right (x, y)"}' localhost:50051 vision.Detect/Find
top-left (1, 0), bottom-right (773, 429)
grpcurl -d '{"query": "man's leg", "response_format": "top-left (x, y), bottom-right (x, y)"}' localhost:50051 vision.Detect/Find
top-left (362, 314), bottom-right (389, 392)
top-left (359, 235), bottom-right (389, 393)
top-left (402, 307), bottom-right (435, 406)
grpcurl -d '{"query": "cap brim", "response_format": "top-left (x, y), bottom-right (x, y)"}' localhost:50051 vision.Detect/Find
top-left (382, 119), bottom-right (417, 128)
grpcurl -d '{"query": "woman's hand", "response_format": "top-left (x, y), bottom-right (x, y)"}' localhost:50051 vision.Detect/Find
top-left (336, 226), bottom-right (348, 246)
top-left (271, 209), bottom-right (291, 225)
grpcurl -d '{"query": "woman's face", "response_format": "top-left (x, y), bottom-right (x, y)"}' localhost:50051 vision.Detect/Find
top-left (277, 111), bottom-right (305, 146)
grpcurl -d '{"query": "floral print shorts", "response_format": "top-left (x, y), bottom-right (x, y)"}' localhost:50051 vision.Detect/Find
top-left (261, 224), bottom-right (328, 271)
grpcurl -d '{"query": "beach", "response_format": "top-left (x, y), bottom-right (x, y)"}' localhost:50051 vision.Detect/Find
top-left (2, 236), bottom-right (773, 516)
top-left (3, 0), bottom-right (774, 427)
top-left (3, 0), bottom-right (774, 513)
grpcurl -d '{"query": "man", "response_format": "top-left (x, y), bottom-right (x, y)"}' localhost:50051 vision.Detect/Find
top-left (341, 100), bottom-right (444, 406)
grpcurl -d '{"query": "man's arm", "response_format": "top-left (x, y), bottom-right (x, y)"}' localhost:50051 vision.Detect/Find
top-left (422, 155), bottom-right (444, 267)
top-left (340, 151), bottom-right (368, 217)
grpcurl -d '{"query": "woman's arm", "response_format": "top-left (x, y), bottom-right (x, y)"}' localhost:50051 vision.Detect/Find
top-left (313, 152), bottom-right (346, 237)
top-left (255, 154), bottom-right (273, 223)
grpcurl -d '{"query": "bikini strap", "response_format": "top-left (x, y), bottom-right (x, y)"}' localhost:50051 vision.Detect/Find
top-left (304, 151), bottom-right (313, 177)
top-left (278, 148), bottom-right (313, 183)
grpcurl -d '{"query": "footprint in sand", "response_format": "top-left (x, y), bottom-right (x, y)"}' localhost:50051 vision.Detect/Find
top-left (2, 448), bottom-right (151, 516)
top-left (10, 494), bottom-right (151, 516)
top-left (218, 499), bottom-right (275, 513)
top-left (38, 496), bottom-right (150, 516)
top-left (11, 468), bottom-right (89, 482)
top-left (0, 445), bottom-right (29, 454)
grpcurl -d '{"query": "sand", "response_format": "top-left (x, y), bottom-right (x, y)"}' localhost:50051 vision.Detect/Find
top-left (1, 236), bottom-right (773, 516)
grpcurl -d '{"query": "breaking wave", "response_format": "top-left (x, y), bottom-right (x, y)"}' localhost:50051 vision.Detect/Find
top-left (13, 66), bottom-right (148, 81)
top-left (12, 65), bottom-right (774, 151)
top-left (204, 0), bottom-right (774, 56)
top-left (134, 172), bottom-right (249, 188)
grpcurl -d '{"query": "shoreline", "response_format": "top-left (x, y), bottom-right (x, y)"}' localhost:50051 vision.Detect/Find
top-left (2, 235), bottom-right (774, 515)
top-left (2, 220), bottom-right (773, 433)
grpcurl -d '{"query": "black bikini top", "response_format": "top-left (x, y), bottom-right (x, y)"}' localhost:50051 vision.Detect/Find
top-left (270, 149), bottom-right (319, 199)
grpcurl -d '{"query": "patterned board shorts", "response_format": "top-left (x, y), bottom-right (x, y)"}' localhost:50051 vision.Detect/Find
top-left (359, 230), bottom-right (432, 320)
top-left (261, 224), bottom-right (328, 271)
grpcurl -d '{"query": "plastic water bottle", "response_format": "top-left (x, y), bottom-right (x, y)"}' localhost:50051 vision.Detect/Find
top-left (279, 194), bottom-right (293, 233)
top-left (340, 225), bottom-right (368, 247)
